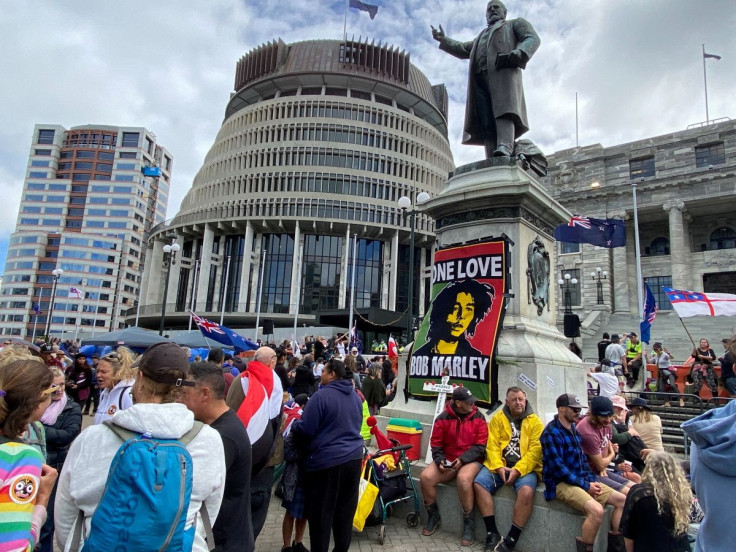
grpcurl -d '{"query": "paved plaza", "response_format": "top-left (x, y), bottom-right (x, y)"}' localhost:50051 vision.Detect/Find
top-left (256, 496), bottom-right (473, 552)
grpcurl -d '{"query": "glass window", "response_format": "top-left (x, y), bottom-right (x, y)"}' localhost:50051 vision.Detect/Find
top-left (259, 234), bottom-right (294, 314)
top-left (300, 235), bottom-right (344, 312)
top-left (560, 242), bottom-right (580, 254)
top-left (31, 160), bottom-right (50, 167)
top-left (96, 163), bottom-right (113, 172)
top-left (25, 194), bottom-right (43, 201)
top-left (114, 175), bottom-right (134, 181)
top-left (119, 152), bottom-right (137, 159)
top-left (22, 206), bottom-right (42, 214)
top-left (42, 219), bottom-right (60, 226)
top-left (346, 238), bottom-right (383, 309)
top-left (35, 149), bottom-right (52, 156)
top-left (87, 209), bottom-right (106, 216)
top-left (121, 132), bottom-right (140, 147)
top-left (37, 129), bottom-right (55, 144)
top-left (29, 171), bottom-right (47, 178)
top-left (45, 207), bottom-right (63, 214)
top-left (647, 237), bottom-right (670, 256)
top-left (76, 151), bottom-right (95, 158)
top-left (645, 276), bottom-right (672, 310)
top-left (89, 197), bottom-right (108, 204)
top-left (116, 163), bottom-right (136, 170)
top-left (90, 185), bottom-right (110, 192)
top-left (710, 227), bottom-right (736, 250)
top-left (27, 183), bottom-right (45, 190)
top-left (695, 142), bottom-right (726, 168)
top-left (559, 269), bottom-right (581, 307)
top-left (98, 151), bottom-right (114, 160)
top-left (74, 162), bottom-right (93, 170)
top-left (59, 151), bottom-right (73, 159)
top-left (73, 173), bottom-right (91, 181)
top-left (86, 221), bottom-right (105, 228)
top-left (629, 156), bottom-right (655, 178)
top-left (20, 218), bottom-right (39, 225)
top-left (48, 183), bottom-right (67, 190)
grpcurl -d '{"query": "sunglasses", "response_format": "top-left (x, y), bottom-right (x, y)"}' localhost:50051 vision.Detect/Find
top-left (42, 383), bottom-right (62, 396)
top-left (103, 352), bottom-right (120, 361)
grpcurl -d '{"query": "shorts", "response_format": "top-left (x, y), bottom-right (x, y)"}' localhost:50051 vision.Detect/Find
top-left (555, 481), bottom-right (614, 512)
top-left (725, 377), bottom-right (736, 395)
top-left (598, 470), bottom-right (630, 492)
top-left (282, 484), bottom-right (306, 519)
top-left (474, 465), bottom-right (538, 494)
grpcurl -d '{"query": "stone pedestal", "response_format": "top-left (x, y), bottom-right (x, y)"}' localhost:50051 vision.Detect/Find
top-left (384, 161), bottom-right (586, 424)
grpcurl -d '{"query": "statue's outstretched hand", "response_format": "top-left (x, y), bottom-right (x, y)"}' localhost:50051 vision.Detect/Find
top-left (430, 24), bottom-right (445, 43)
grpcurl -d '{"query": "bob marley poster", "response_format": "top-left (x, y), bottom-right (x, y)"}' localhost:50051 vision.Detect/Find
top-left (409, 239), bottom-right (508, 404)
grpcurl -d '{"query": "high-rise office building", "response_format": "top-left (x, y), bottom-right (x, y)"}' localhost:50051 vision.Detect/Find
top-left (0, 124), bottom-right (172, 339)
top-left (134, 39), bottom-right (454, 339)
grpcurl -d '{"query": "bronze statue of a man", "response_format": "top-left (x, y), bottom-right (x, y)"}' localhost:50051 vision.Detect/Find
top-left (432, 0), bottom-right (540, 158)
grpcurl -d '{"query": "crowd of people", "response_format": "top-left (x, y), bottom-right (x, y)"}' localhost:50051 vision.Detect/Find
top-left (0, 331), bottom-right (732, 552)
top-left (422, 380), bottom-right (734, 552)
top-left (591, 331), bottom-right (736, 400)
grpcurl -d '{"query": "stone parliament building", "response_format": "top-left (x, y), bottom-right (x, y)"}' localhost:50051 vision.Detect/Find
top-left (543, 118), bottom-right (736, 360)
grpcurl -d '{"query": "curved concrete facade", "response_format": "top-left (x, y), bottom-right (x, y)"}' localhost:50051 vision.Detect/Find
top-left (134, 39), bottom-right (454, 339)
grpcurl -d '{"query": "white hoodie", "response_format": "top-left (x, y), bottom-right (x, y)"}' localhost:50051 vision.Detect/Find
top-left (93, 378), bottom-right (134, 425)
top-left (55, 403), bottom-right (226, 552)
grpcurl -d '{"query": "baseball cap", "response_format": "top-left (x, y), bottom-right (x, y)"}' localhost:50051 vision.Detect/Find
top-left (132, 342), bottom-right (195, 387)
top-left (590, 396), bottom-right (614, 416)
top-left (652, 342), bottom-right (662, 349)
top-left (452, 387), bottom-right (477, 403)
top-left (611, 395), bottom-right (629, 411)
top-left (628, 332), bottom-right (637, 338)
top-left (556, 393), bottom-right (584, 409)
top-left (40, 343), bottom-right (54, 354)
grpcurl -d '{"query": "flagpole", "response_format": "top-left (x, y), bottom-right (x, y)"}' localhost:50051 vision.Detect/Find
top-left (292, 241), bottom-right (303, 351)
top-left (675, 315), bottom-right (698, 351)
top-left (575, 92), bottom-right (579, 147)
top-left (343, 0), bottom-right (349, 42)
top-left (220, 255), bottom-right (231, 326)
top-left (702, 44), bottom-right (709, 124)
top-left (347, 233), bottom-right (357, 346)
top-left (254, 249), bottom-right (267, 342)
top-left (631, 181), bottom-right (646, 388)
top-left (73, 281), bottom-right (84, 342)
top-left (188, 259), bottom-right (200, 332)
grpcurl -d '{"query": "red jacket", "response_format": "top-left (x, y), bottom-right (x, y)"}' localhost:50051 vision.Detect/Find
top-left (430, 401), bottom-right (488, 465)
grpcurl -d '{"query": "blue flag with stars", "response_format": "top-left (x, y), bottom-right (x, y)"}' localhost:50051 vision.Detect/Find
top-left (554, 216), bottom-right (626, 248)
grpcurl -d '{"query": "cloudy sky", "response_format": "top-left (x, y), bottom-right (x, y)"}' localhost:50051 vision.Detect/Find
top-left (1, 0), bottom-right (733, 270)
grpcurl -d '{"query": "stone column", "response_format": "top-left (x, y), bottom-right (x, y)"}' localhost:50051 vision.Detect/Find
top-left (338, 226), bottom-right (351, 309)
top-left (197, 225), bottom-right (214, 308)
top-left (664, 201), bottom-right (690, 290)
top-left (238, 222), bottom-right (254, 311)
top-left (141, 241), bottom-right (158, 306)
top-left (289, 223), bottom-right (302, 314)
top-left (388, 231), bottom-right (399, 310)
top-left (249, 234), bottom-right (264, 311)
top-left (611, 212), bottom-right (631, 313)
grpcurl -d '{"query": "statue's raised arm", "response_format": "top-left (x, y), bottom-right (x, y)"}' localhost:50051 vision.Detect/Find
top-left (431, 1), bottom-right (540, 160)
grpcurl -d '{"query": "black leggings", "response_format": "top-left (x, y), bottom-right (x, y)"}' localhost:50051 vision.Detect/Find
top-left (303, 458), bottom-right (362, 552)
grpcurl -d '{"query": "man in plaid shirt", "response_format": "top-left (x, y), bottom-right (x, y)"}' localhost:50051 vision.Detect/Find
top-left (540, 394), bottom-right (626, 552)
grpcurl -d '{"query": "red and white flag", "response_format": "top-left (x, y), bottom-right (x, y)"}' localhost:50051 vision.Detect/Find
top-left (388, 335), bottom-right (398, 359)
top-left (69, 286), bottom-right (83, 300)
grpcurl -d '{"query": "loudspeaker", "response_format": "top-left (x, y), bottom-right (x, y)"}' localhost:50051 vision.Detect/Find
top-left (262, 319), bottom-right (274, 335)
top-left (563, 314), bottom-right (580, 338)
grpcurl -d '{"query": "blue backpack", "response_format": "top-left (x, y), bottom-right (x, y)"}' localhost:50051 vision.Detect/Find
top-left (71, 421), bottom-right (214, 552)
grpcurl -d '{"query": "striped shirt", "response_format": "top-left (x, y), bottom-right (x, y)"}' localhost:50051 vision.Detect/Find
top-left (0, 442), bottom-right (44, 552)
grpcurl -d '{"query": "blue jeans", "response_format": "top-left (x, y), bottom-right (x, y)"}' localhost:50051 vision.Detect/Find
top-left (474, 465), bottom-right (538, 494)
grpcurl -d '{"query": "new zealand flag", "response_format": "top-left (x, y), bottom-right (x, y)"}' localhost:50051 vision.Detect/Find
top-left (554, 216), bottom-right (626, 248)
top-left (189, 311), bottom-right (258, 352)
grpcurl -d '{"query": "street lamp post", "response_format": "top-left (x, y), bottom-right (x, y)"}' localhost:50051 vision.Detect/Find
top-left (44, 268), bottom-right (64, 339)
top-left (397, 192), bottom-right (430, 341)
top-left (159, 233), bottom-right (180, 336)
top-left (557, 272), bottom-right (578, 315)
top-left (590, 266), bottom-right (608, 305)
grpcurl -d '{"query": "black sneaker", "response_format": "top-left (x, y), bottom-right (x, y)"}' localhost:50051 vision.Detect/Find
top-left (484, 532), bottom-right (502, 552)
top-left (292, 541), bottom-right (309, 552)
top-left (280, 547), bottom-right (292, 552)
top-left (494, 537), bottom-right (516, 552)
top-left (421, 504), bottom-right (441, 536)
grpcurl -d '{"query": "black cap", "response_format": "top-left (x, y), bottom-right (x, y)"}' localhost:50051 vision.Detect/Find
top-left (652, 342), bottom-right (662, 349)
top-left (590, 396), bottom-right (614, 416)
top-left (452, 387), bottom-right (477, 403)
top-left (628, 332), bottom-right (637, 338)
top-left (40, 343), bottom-right (54, 354)
top-left (132, 342), bottom-right (195, 387)
top-left (556, 393), bottom-right (584, 408)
